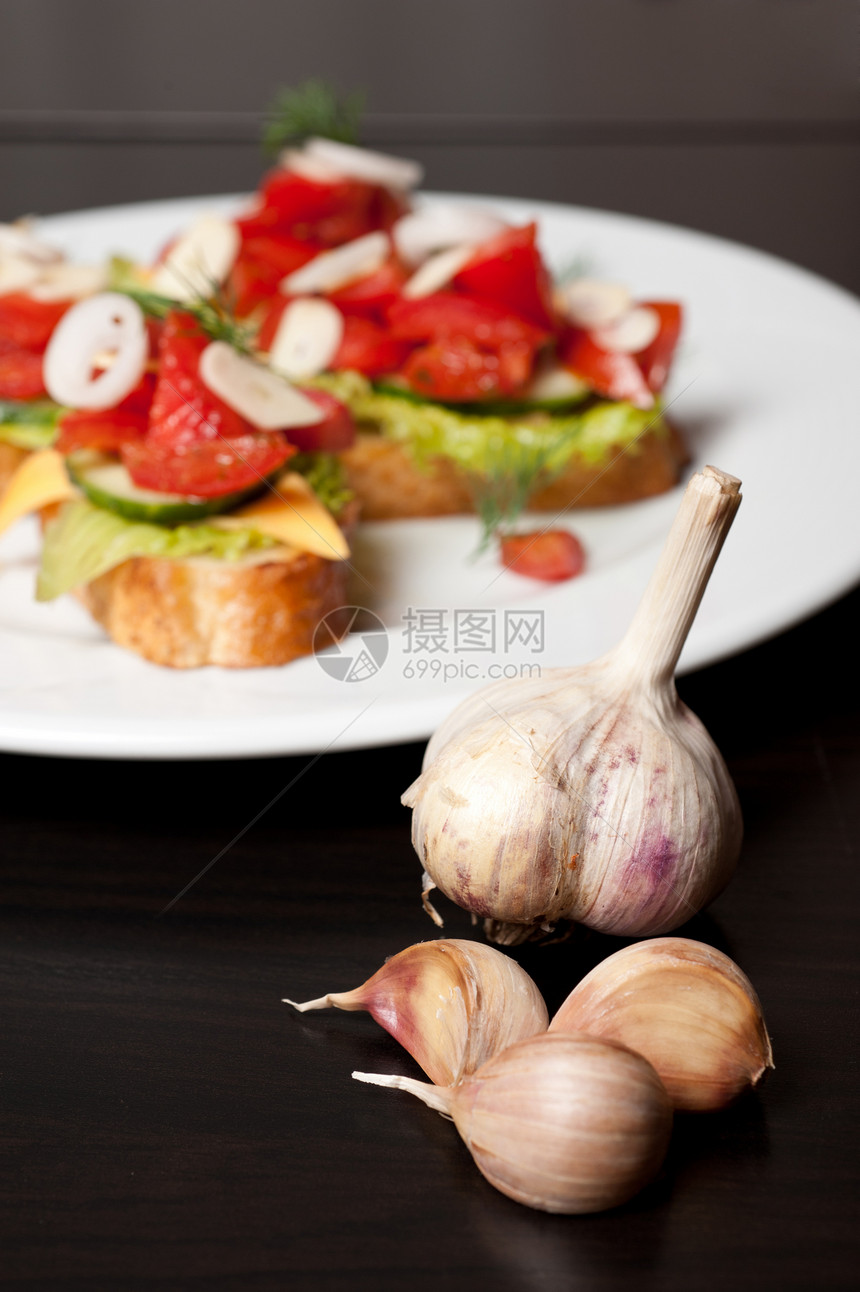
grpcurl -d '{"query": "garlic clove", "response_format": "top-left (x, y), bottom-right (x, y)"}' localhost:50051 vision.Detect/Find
top-left (42, 292), bottom-right (148, 410)
top-left (401, 244), bottom-right (476, 299)
top-left (285, 938), bottom-right (548, 1086)
top-left (198, 341), bottom-right (323, 431)
top-left (354, 1031), bottom-right (673, 1214)
top-left (151, 214), bottom-right (240, 301)
top-left (29, 263), bottom-right (109, 302)
top-left (392, 204), bottom-right (508, 267)
top-left (549, 937), bottom-right (774, 1111)
top-left (559, 278), bottom-right (632, 330)
top-left (592, 305), bottom-right (661, 354)
top-left (268, 297), bottom-right (344, 379)
top-left (281, 231), bottom-right (389, 296)
top-left (403, 467), bottom-right (743, 944)
top-left (303, 137), bottom-right (423, 191)
top-left (0, 256), bottom-right (43, 296)
top-left (279, 147), bottom-right (346, 184)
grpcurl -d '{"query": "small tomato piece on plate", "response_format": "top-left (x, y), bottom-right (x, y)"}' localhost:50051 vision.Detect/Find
top-left (121, 432), bottom-right (294, 498)
top-left (287, 388), bottom-right (356, 452)
top-left (453, 223), bottom-right (557, 329)
top-left (500, 530), bottom-right (586, 582)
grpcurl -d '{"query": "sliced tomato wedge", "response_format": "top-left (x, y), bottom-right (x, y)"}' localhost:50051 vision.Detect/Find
top-left (256, 297), bottom-right (291, 353)
top-left (330, 315), bottom-right (411, 377)
top-left (148, 311), bottom-right (252, 447)
top-left (122, 433), bottom-right (294, 498)
top-left (636, 302), bottom-right (683, 393)
top-left (0, 345), bottom-right (47, 399)
top-left (388, 292), bottom-right (549, 350)
top-left (0, 293), bottom-right (71, 352)
top-left (328, 260), bottom-right (408, 319)
top-left (239, 170), bottom-right (377, 245)
top-left (453, 224), bottom-right (557, 329)
top-left (55, 373), bottom-right (156, 453)
top-left (401, 335), bottom-right (535, 402)
top-left (560, 329), bottom-right (655, 409)
top-left (229, 235), bottom-right (320, 316)
top-left (500, 530), bottom-right (586, 582)
top-left (286, 388), bottom-right (356, 452)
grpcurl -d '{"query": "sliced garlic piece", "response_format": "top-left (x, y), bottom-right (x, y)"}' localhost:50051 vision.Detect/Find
top-left (42, 293), bottom-right (148, 410)
top-left (282, 231), bottom-right (389, 295)
top-left (29, 263), bottom-right (109, 302)
top-left (198, 341), bottom-right (323, 430)
top-left (0, 256), bottom-right (43, 295)
top-left (279, 147), bottom-right (345, 184)
top-left (303, 137), bottom-right (423, 191)
top-left (151, 214), bottom-right (240, 302)
top-left (401, 244), bottom-right (475, 299)
top-left (560, 279), bottom-right (632, 330)
top-left (393, 204), bottom-right (508, 266)
top-left (593, 305), bottom-right (661, 354)
top-left (525, 365), bottom-right (590, 402)
top-left (0, 221), bottom-right (64, 265)
top-left (268, 297), bottom-right (344, 379)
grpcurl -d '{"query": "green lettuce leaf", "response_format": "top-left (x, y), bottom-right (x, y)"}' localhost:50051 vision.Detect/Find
top-left (37, 500), bottom-right (278, 602)
top-left (290, 451), bottom-right (354, 515)
top-left (0, 399), bottom-right (64, 450)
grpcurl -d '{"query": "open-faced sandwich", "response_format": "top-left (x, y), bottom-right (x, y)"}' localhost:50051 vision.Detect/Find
top-left (0, 81), bottom-right (687, 665)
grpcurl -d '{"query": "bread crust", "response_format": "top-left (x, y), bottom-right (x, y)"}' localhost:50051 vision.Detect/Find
top-left (73, 500), bottom-right (359, 669)
top-left (341, 423), bottom-right (687, 520)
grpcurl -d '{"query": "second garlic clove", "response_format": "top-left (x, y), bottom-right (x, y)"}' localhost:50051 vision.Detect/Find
top-left (549, 937), bottom-right (774, 1111)
top-left (285, 938), bottom-right (548, 1086)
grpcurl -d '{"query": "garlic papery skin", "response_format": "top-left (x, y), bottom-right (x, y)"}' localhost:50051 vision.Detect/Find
top-left (285, 939), bottom-right (548, 1086)
top-left (403, 467), bottom-right (743, 945)
top-left (549, 938), bottom-right (774, 1111)
top-left (354, 1031), bottom-right (672, 1214)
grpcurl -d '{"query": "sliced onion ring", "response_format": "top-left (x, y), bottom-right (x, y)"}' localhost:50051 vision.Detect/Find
top-left (282, 231), bottom-right (389, 295)
top-left (269, 298), bottom-right (344, 379)
top-left (42, 293), bottom-right (148, 410)
top-left (303, 138), bottom-right (423, 191)
top-left (592, 305), bottom-right (661, 354)
top-left (393, 204), bottom-right (508, 266)
top-left (199, 342), bottom-right (324, 430)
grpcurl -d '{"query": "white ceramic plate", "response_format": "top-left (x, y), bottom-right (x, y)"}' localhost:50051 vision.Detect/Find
top-left (2, 193), bottom-right (858, 759)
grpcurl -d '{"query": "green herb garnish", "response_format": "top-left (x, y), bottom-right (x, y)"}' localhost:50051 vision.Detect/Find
top-left (263, 79), bottom-right (364, 157)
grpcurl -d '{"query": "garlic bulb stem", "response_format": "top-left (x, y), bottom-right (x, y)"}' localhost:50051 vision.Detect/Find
top-left (352, 1070), bottom-right (452, 1115)
top-left (612, 465), bottom-right (741, 689)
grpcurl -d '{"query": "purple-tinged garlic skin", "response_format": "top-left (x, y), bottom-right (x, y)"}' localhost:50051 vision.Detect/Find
top-left (402, 468), bottom-right (744, 945)
top-left (550, 937), bottom-right (773, 1111)
top-left (286, 939), bottom-right (548, 1086)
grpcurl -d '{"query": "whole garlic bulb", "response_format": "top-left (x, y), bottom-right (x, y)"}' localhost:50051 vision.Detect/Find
top-left (285, 939), bottom-right (548, 1086)
top-left (354, 1031), bottom-right (673, 1213)
top-left (550, 937), bottom-right (774, 1111)
top-left (403, 467), bottom-right (743, 944)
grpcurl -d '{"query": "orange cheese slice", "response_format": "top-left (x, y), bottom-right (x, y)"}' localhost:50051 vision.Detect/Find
top-left (0, 449), bottom-right (77, 536)
top-left (213, 470), bottom-right (350, 561)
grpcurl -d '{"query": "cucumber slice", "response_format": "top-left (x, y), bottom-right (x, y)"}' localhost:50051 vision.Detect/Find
top-left (372, 374), bottom-right (590, 418)
top-left (0, 399), bottom-right (66, 450)
top-left (66, 452), bottom-right (262, 525)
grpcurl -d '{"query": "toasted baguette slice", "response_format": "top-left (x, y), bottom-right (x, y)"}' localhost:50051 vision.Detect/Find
top-left (341, 423), bottom-right (687, 521)
top-left (71, 499), bottom-right (359, 670)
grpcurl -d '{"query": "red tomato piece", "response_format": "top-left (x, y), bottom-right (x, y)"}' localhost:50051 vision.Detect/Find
top-left (401, 336), bottom-right (535, 402)
top-left (453, 224), bottom-right (558, 329)
top-left (330, 315), bottom-right (411, 377)
top-left (286, 388), bottom-right (356, 452)
top-left (239, 171), bottom-right (376, 245)
top-left (500, 530), bottom-right (586, 582)
top-left (229, 236), bottom-right (320, 316)
top-left (56, 409), bottom-right (149, 454)
top-left (0, 345), bottom-right (47, 399)
top-left (637, 302), bottom-right (683, 393)
top-left (0, 293), bottom-right (70, 352)
top-left (149, 311), bottom-right (252, 447)
top-left (388, 292), bottom-right (549, 350)
top-left (122, 433), bottom-right (294, 498)
top-left (560, 329), bottom-right (655, 409)
top-left (256, 297), bottom-right (291, 353)
top-left (328, 260), bottom-right (407, 319)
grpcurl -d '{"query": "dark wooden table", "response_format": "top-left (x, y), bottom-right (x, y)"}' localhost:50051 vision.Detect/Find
top-left (2, 581), bottom-right (857, 1291)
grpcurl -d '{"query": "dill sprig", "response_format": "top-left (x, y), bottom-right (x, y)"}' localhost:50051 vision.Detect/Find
top-left (469, 425), bottom-right (586, 549)
top-left (118, 279), bottom-right (256, 355)
top-left (263, 79), bottom-right (365, 157)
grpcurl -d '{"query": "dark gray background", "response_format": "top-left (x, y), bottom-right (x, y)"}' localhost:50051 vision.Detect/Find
top-left (1, 0), bottom-right (857, 291)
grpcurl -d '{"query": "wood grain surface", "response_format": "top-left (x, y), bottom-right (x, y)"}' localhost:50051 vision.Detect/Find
top-left (1, 587), bottom-right (857, 1291)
